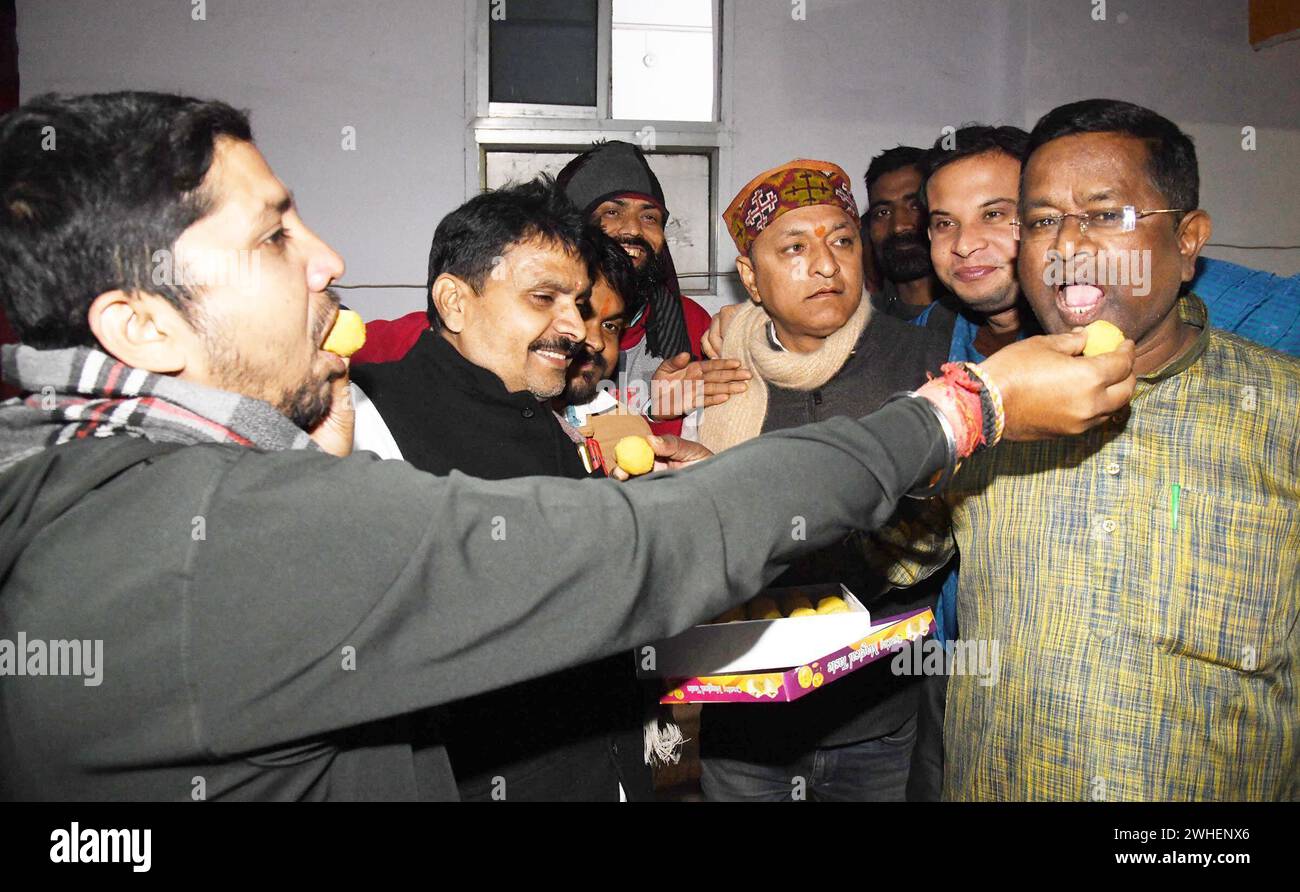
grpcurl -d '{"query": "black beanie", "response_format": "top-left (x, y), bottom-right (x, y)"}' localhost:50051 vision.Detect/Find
top-left (556, 141), bottom-right (669, 220)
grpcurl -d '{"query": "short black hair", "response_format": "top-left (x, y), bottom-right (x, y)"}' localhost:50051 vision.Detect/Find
top-left (921, 125), bottom-right (1029, 198)
top-left (584, 226), bottom-right (640, 320)
top-left (864, 145), bottom-right (926, 194)
top-left (425, 175), bottom-right (590, 330)
top-left (0, 91), bottom-right (252, 348)
top-left (1024, 98), bottom-right (1198, 215)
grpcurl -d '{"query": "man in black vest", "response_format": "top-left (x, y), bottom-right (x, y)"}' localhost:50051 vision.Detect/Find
top-left (351, 179), bottom-right (653, 801)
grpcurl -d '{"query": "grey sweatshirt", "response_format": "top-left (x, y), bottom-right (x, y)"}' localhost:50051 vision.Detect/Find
top-left (0, 399), bottom-right (945, 800)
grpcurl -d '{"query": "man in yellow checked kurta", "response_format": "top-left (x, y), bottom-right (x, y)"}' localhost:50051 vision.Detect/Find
top-left (895, 100), bottom-right (1299, 801)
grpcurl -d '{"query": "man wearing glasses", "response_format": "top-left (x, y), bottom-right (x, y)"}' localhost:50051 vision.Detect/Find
top-left (917, 99), bottom-right (1299, 801)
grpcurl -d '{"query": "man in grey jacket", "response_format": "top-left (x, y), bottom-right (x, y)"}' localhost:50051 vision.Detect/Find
top-left (0, 92), bottom-right (1135, 801)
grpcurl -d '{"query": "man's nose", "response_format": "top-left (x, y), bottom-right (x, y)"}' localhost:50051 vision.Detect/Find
top-left (611, 212), bottom-right (642, 240)
top-left (954, 228), bottom-right (987, 258)
top-left (892, 206), bottom-right (920, 235)
top-left (1054, 215), bottom-right (1096, 258)
top-left (553, 302), bottom-right (585, 340)
top-left (581, 320), bottom-right (604, 356)
top-left (304, 228), bottom-right (345, 292)
top-left (808, 240), bottom-right (840, 277)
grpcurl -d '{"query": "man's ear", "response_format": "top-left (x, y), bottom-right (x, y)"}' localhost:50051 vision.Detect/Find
top-left (87, 290), bottom-right (195, 374)
top-left (1175, 209), bottom-right (1212, 284)
top-left (736, 255), bottom-right (763, 305)
top-left (432, 274), bottom-right (472, 334)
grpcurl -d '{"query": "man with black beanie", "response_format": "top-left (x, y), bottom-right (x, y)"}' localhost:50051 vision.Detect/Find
top-left (557, 141), bottom-right (749, 438)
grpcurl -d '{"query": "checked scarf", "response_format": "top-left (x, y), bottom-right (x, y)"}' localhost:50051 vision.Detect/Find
top-left (0, 344), bottom-right (317, 473)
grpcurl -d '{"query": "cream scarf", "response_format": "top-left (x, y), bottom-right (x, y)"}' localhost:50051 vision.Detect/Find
top-left (699, 295), bottom-right (871, 452)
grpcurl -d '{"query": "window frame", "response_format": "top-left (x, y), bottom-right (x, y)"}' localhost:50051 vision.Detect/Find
top-left (475, 0), bottom-right (719, 122)
top-left (479, 0), bottom-right (609, 118)
top-left (466, 0), bottom-right (733, 296)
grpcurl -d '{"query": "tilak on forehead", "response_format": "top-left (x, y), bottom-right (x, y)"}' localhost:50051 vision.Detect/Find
top-left (723, 159), bottom-right (858, 256)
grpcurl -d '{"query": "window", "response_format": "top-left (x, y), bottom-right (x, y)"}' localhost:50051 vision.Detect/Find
top-left (489, 0), bottom-right (599, 108)
top-left (472, 0), bottom-right (726, 295)
top-left (610, 0), bottom-right (715, 122)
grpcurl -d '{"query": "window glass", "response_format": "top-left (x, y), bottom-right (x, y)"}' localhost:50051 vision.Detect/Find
top-left (611, 0), bottom-right (714, 121)
top-left (489, 0), bottom-right (599, 106)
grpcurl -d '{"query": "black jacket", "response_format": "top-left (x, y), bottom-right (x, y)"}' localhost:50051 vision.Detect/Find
top-left (353, 332), bottom-right (647, 801)
top-left (702, 311), bottom-right (950, 756)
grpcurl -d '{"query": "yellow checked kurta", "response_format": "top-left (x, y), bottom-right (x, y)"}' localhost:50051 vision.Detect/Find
top-left (943, 296), bottom-right (1300, 801)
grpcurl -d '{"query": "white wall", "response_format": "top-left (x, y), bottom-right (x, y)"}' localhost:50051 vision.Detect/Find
top-left (719, 0), bottom-right (1299, 291)
top-left (17, 0), bottom-right (1298, 320)
top-left (17, 0), bottom-right (468, 320)
top-left (717, 0), bottom-right (1032, 304)
top-left (1021, 0), bottom-right (1300, 275)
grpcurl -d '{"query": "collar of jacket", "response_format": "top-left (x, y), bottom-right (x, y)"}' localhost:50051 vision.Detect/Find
top-left (403, 329), bottom-right (548, 409)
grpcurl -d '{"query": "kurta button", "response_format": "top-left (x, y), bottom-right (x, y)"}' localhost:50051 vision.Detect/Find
top-left (522, 407), bottom-right (535, 419)
top-left (1105, 462), bottom-right (1120, 476)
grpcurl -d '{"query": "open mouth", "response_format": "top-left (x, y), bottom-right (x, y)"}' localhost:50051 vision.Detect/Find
top-left (316, 306), bottom-right (340, 348)
top-left (1056, 283), bottom-right (1107, 326)
top-left (621, 244), bottom-right (646, 261)
top-left (315, 308), bottom-right (347, 372)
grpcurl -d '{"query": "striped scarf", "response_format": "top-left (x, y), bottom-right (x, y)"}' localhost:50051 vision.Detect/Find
top-left (642, 247), bottom-right (693, 360)
top-left (0, 344), bottom-right (316, 472)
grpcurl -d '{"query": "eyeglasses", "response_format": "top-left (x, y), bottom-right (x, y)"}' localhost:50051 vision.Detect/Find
top-left (1013, 205), bottom-right (1185, 241)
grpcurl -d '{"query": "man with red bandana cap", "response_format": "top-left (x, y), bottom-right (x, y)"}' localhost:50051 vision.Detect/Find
top-left (694, 158), bottom-right (952, 802)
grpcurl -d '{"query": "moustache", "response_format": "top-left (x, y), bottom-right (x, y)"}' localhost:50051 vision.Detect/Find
top-left (571, 345), bottom-right (608, 374)
top-left (615, 235), bottom-right (656, 254)
top-left (529, 336), bottom-right (583, 360)
top-left (883, 233), bottom-right (928, 254)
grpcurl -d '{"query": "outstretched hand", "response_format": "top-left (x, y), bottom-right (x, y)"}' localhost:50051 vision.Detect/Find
top-left (978, 331), bottom-right (1137, 442)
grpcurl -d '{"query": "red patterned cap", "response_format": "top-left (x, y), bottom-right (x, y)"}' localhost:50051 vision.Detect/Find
top-left (723, 159), bottom-right (858, 256)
